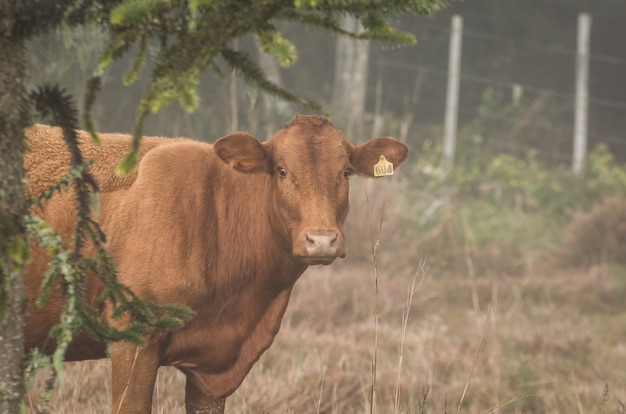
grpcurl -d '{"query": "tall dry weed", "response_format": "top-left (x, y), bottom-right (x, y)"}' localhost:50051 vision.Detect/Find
top-left (343, 179), bottom-right (401, 264)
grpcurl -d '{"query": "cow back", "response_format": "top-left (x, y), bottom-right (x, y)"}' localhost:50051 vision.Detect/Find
top-left (24, 124), bottom-right (171, 198)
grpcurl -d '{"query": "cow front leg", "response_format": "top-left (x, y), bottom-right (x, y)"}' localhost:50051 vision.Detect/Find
top-left (109, 342), bottom-right (160, 413)
top-left (184, 375), bottom-right (226, 414)
top-left (185, 397), bottom-right (225, 414)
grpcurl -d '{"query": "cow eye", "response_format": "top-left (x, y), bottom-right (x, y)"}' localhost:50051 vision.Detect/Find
top-left (343, 168), bottom-right (351, 178)
top-left (278, 167), bottom-right (287, 177)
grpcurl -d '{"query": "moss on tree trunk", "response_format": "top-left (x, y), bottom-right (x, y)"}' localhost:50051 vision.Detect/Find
top-left (0, 1), bottom-right (28, 411)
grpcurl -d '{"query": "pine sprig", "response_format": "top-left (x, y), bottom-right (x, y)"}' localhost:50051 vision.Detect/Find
top-left (99, 29), bottom-right (136, 68)
top-left (256, 27), bottom-right (298, 67)
top-left (283, 10), bottom-right (350, 36)
top-left (110, 0), bottom-right (164, 26)
top-left (221, 48), bottom-right (321, 111)
top-left (83, 76), bottom-right (102, 145)
top-left (123, 34), bottom-right (148, 85)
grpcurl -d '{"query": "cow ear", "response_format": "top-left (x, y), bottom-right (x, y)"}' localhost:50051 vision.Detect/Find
top-left (214, 132), bottom-right (270, 173)
top-left (351, 137), bottom-right (408, 178)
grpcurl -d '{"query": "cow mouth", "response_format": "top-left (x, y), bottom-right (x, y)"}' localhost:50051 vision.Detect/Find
top-left (301, 255), bottom-right (339, 266)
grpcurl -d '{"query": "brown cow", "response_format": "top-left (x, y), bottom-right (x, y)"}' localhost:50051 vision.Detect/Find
top-left (23, 114), bottom-right (407, 413)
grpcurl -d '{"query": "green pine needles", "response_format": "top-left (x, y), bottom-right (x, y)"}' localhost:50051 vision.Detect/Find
top-left (86, 0), bottom-right (448, 173)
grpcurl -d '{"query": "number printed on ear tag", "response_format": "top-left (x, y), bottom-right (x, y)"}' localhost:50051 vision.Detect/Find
top-left (373, 155), bottom-right (394, 177)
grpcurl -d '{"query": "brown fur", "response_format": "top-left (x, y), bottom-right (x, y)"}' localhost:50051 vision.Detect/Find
top-left (23, 114), bottom-right (408, 413)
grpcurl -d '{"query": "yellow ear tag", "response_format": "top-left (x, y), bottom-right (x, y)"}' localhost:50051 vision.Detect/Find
top-left (374, 155), bottom-right (394, 177)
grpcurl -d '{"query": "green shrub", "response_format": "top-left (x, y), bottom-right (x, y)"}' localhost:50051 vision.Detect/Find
top-left (409, 142), bottom-right (626, 223)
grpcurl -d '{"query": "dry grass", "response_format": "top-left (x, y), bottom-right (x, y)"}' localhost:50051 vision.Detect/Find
top-left (26, 187), bottom-right (626, 413)
top-left (558, 197), bottom-right (626, 268)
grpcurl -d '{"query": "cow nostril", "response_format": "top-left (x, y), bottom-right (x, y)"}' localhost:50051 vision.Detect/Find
top-left (300, 231), bottom-right (343, 261)
top-left (304, 232), bottom-right (315, 245)
top-left (329, 233), bottom-right (338, 246)
top-left (304, 232), bottom-right (316, 246)
top-left (303, 232), bottom-right (339, 250)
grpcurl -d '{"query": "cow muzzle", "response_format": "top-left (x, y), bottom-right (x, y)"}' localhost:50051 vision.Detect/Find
top-left (296, 230), bottom-right (346, 265)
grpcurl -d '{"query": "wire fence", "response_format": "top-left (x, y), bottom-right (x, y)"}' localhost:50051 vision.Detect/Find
top-left (368, 15), bottom-right (626, 168)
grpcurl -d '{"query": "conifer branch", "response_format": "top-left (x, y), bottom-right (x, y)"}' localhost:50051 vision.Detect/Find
top-left (221, 48), bottom-right (321, 111)
top-left (83, 76), bottom-right (102, 145)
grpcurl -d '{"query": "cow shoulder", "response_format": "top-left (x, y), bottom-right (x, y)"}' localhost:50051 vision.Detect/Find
top-left (80, 132), bottom-right (170, 193)
top-left (132, 139), bottom-right (215, 186)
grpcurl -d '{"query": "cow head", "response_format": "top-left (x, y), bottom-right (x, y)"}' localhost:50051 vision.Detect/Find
top-left (214, 115), bottom-right (408, 265)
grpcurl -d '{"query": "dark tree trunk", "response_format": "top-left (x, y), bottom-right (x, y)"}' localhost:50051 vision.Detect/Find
top-left (0, 1), bottom-right (28, 412)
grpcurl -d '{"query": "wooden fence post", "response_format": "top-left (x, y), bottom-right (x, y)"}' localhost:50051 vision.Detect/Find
top-left (573, 13), bottom-right (592, 175)
top-left (443, 15), bottom-right (463, 169)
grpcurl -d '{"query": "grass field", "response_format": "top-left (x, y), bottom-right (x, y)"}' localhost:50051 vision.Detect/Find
top-left (25, 183), bottom-right (626, 413)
